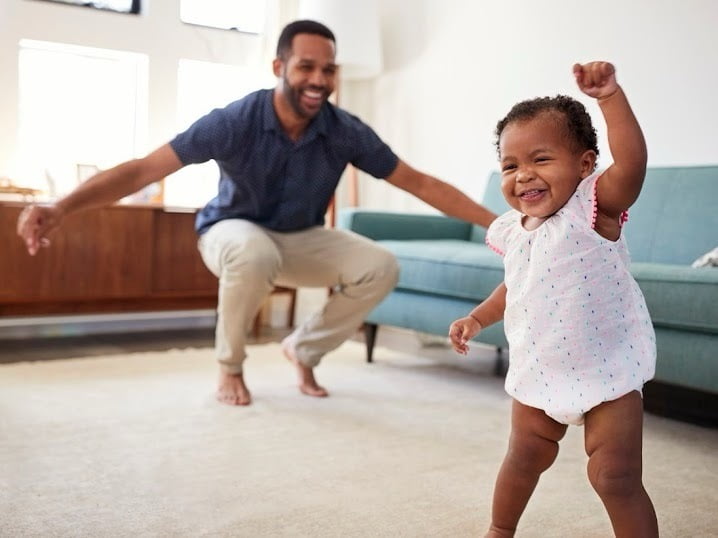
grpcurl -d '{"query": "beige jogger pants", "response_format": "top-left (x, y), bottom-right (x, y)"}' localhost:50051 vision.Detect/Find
top-left (198, 219), bottom-right (399, 373)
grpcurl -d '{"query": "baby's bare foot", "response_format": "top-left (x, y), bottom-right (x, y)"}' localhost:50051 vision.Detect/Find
top-left (282, 341), bottom-right (329, 398)
top-left (216, 371), bottom-right (252, 406)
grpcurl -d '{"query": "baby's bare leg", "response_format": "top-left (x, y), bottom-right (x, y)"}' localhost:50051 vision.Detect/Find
top-left (584, 391), bottom-right (658, 537)
top-left (486, 400), bottom-right (567, 537)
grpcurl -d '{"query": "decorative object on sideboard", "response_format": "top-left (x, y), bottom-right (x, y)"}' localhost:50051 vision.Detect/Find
top-left (0, 177), bottom-right (42, 200)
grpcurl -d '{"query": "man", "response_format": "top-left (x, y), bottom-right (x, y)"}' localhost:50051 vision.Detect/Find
top-left (17, 20), bottom-right (496, 406)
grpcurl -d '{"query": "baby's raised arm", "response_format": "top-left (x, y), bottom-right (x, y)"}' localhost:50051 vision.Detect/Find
top-left (573, 62), bottom-right (647, 224)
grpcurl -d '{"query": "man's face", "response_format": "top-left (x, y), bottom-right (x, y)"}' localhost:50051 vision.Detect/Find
top-left (275, 33), bottom-right (337, 119)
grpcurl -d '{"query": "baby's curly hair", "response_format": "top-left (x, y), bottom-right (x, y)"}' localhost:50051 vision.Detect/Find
top-left (495, 95), bottom-right (599, 162)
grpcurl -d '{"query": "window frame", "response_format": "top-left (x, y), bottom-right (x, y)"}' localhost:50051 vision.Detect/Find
top-left (179, 0), bottom-right (266, 34)
top-left (29, 0), bottom-right (141, 15)
top-left (16, 38), bottom-right (149, 198)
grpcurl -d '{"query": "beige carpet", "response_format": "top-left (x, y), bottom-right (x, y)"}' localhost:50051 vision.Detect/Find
top-left (1, 341), bottom-right (716, 537)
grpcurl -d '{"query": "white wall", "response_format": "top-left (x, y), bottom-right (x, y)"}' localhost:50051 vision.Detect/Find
top-left (2, 0), bottom-right (716, 214)
top-left (355, 0), bottom-right (718, 213)
top-left (0, 0), bottom-right (286, 181)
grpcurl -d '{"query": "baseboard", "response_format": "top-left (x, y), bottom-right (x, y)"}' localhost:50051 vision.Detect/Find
top-left (0, 310), bottom-right (217, 340)
top-left (643, 381), bottom-right (718, 428)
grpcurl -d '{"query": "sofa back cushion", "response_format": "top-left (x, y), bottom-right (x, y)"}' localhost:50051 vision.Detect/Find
top-left (624, 166), bottom-right (717, 264)
top-left (339, 209), bottom-right (473, 241)
top-left (470, 172), bottom-right (508, 243)
top-left (472, 166), bottom-right (718, 264)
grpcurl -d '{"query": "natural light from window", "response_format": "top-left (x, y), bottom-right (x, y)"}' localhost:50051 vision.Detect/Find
top-left (163, 58), bottom-right (274, 208)
top-left (37, 0), bottom-right (140, 14)
top-left (16, 39), bottom-right (148, 199)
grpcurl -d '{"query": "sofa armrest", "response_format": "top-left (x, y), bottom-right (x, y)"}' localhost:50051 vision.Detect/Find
top-left (338, 208), bottom-right (473, 241)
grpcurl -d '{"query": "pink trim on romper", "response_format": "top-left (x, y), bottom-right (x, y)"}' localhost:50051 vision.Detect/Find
top-left (486, 237), bottom-right (505, 256)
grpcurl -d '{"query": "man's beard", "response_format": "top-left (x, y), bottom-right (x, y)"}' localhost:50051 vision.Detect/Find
top-left (282, 75), bottom-right (325, 119)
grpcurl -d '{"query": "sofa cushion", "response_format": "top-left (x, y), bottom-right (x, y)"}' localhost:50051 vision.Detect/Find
top-left (339, 210), bottom-right (472, 241)
top-left (624, 167), bottom-right (718, 264)
top-left (470, 172), bottom-right (509, 243)
top-left (378, 239), bottom-right (504, 302)
top-left (379, 241), bottom-right (718, 334)
top-left (632, 263), bottom-right (718, 334)
top-left (473, 168), bottom-right (718, 265)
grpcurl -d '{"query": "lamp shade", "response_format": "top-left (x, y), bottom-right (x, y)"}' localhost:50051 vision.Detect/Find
top-left (298, 0), bottom-right (382, 80)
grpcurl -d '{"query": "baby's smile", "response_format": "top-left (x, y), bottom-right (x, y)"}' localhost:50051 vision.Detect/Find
top-left (519, 189), bottom-right (546, 201)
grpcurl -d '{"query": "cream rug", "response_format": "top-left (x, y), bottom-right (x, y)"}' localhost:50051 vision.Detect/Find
top-left (1, 341), bottom-right (716, 537)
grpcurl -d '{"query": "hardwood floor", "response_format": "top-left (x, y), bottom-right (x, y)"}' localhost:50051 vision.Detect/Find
top-left (0, 327), bottom-right (216, 364)
top-left (0, 324), bottom-right (502, 374)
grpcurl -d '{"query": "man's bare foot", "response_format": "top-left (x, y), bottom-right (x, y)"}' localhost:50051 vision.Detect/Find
top-left (216, 371), bottom-right (252, 406)
top-left (282, 342), bottom-right (329, 398)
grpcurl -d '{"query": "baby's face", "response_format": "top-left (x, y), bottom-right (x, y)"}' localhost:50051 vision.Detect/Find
top-left (499, 113), bottom-right (594, 221)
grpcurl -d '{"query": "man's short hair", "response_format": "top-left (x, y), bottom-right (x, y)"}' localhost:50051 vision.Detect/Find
top-left (276, 19), bottom-right (336, 60)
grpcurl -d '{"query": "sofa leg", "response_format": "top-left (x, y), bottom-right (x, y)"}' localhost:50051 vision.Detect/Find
top-left (493, 347), bottom-right (507, 377)
top-left (363, 323), bottom-right (378, 363)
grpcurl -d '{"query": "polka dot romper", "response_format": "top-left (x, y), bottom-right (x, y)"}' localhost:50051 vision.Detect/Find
top-left (486, 172), bottom-right (656, 425)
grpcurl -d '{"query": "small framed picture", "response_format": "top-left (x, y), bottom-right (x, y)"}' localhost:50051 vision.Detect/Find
top-left (76, 163), bottom-right (99, 183)
top-left (29, 0), bottom-right (140, 15)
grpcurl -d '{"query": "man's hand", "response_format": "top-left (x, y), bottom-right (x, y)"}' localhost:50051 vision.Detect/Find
top-left (448, 316), bottom-right (482, 355)
top-left (573, 61), bottom-right (619, 100)
top-left (16, 204), bottom-right (63, 255)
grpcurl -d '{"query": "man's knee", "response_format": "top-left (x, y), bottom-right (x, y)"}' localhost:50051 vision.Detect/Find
top-left (219, 238), bottom-right (281, 280)
top-left (344, 247), bottom-right (398, 291)
top-left (587, 453), bottom-right (642, 500)
top-left (199, 220), bottom-right (280, 278)
top-left (377, 250), bottom-right (399, 287)
top-left (363, 250), bottom-right (399, 300)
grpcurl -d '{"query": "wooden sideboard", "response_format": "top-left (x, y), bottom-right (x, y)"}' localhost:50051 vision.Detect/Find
top-left (0, 202), bottom-right (218, 316)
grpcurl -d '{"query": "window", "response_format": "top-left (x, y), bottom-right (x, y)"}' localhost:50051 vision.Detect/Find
top-left (31, 0), bottom-right (141, 14)
top-left (179, 0), bottom-right (266, 33)
top-left (16, 39), bottom-right (148, 198)
top-left (163, 59), bottom-right (273, 208)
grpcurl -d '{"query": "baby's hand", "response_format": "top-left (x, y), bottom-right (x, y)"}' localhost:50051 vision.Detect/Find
top-left (573, 61), bottom-right (619, 100)
top-left (448, 316), bottom-right (482, 355)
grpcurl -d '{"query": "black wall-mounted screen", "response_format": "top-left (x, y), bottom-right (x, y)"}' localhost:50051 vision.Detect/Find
top-left (31, 0), bottom-right (141, 15)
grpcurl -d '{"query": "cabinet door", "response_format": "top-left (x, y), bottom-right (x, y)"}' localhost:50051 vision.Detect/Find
top-left (151, 210), bottom-right (218, 294)
top-left (1, 205), bottom-right (153, 303)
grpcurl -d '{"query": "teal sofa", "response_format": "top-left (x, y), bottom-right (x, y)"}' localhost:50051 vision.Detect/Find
top-left (340, 166), bottom-right (718, 424)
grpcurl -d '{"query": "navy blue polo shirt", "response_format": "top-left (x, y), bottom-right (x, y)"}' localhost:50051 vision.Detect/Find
top-left (170, 89), bottom-right (399, 234)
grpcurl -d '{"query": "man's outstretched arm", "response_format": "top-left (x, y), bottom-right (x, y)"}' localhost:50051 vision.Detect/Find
top-left (385, 160), bottom-right (497, 227)
top-left (17, 143), bottom-right (183, 255)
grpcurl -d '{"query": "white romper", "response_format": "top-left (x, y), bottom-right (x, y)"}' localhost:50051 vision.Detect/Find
top-left (486, 172), bottom-right (656, 425)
